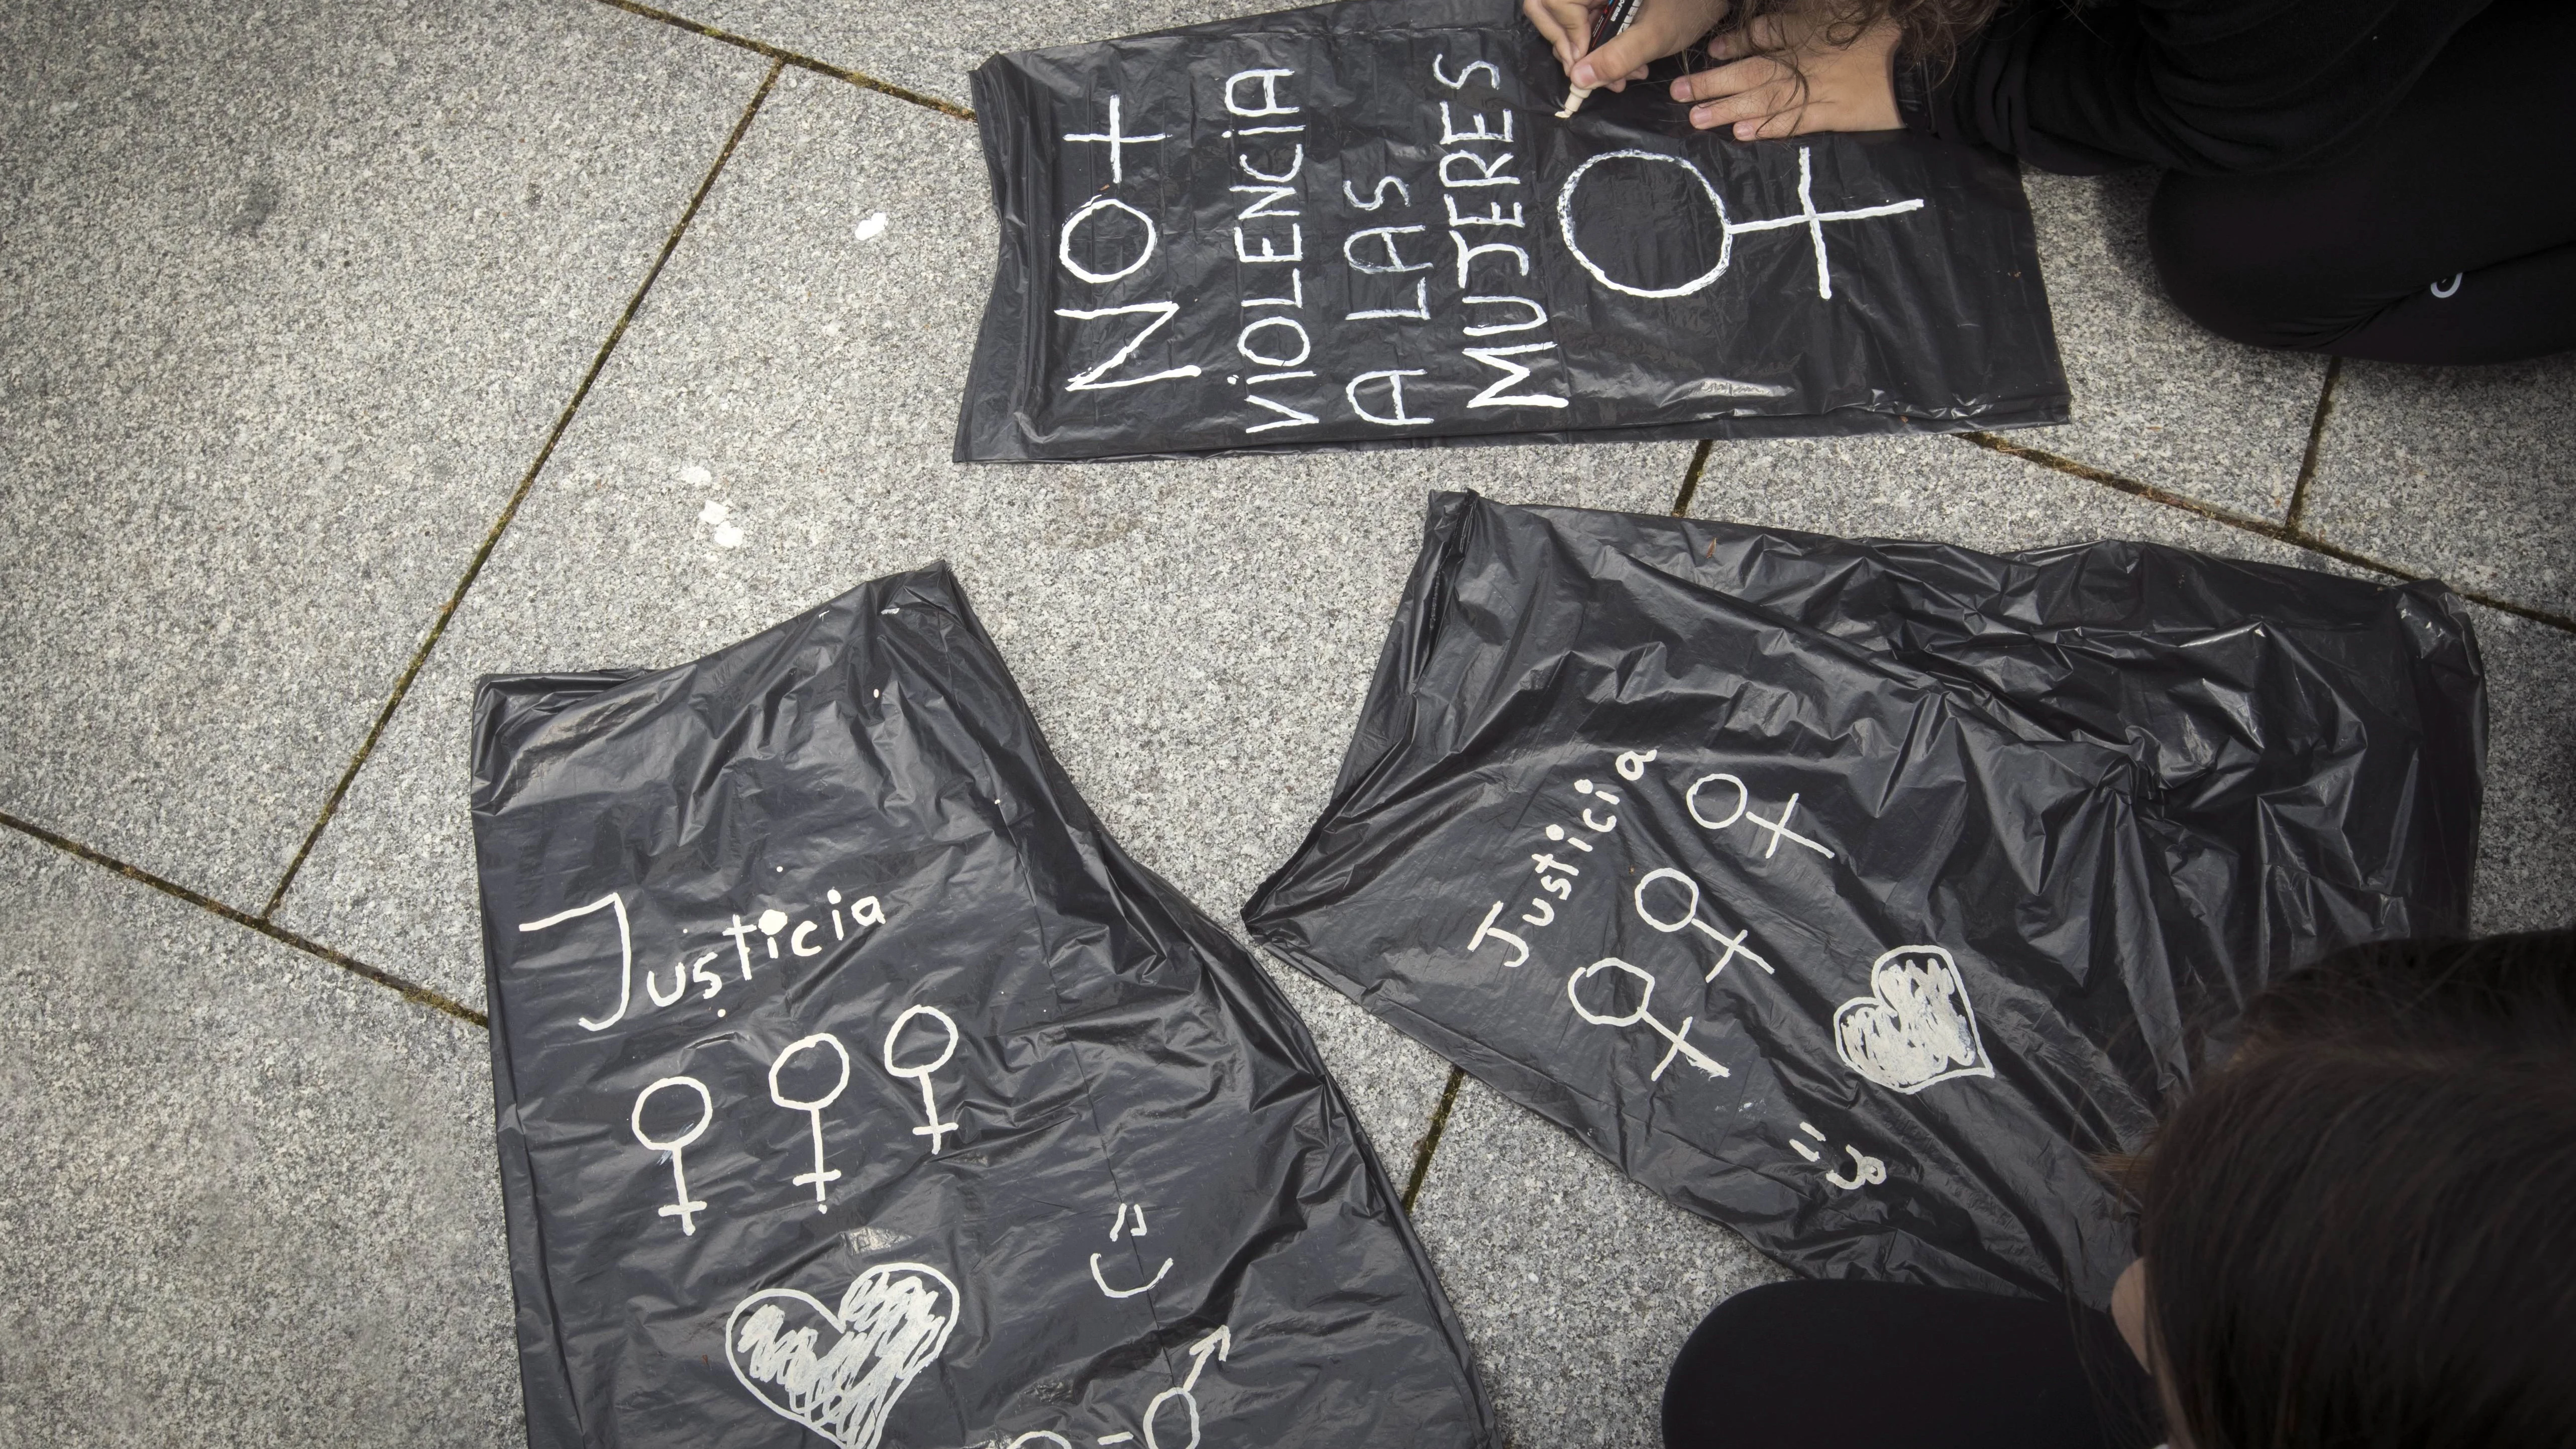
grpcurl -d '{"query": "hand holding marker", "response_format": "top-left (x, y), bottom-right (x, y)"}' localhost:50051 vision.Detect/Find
top-left (1533, 0), bottom-right (1733, 118)
top-left (1556, 0), bottom-right (1648, 117)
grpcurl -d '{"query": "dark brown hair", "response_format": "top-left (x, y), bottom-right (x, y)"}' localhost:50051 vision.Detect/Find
top-left (2135, 929), bottom-right (2576, 1449)
top-left (1719, 0), bottom-right (2003, 73)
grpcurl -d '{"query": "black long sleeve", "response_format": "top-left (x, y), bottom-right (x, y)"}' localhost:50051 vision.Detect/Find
top-left (1895, 0), bottom-right (2498, 175)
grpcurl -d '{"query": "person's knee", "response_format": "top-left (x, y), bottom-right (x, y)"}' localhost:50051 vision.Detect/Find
top-left (2147, 176), bottom-right (2346, 352)
top-left (1661, 1281), bottom-right (1864, 1448)
top-left (1661, 1282), bottom-right (1797, 1447)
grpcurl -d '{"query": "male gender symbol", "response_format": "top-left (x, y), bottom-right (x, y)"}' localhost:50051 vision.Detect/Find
top-left (883, 1004), bottom-right (961, 1154)
top-left (1567, 957), bottom-right (1730, 1080)
top-left (630, 1075), bottom-right (714, 1235)
top-left (1633, 867), bottom-right (1774, 980)
top-left (768, 1032), bottom-right (852, 1211)
top-left (1140, 1326), bottom-right (1231, 1449)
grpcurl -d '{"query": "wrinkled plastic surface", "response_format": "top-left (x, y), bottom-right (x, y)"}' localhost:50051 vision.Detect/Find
top-left (957, 0), bottom-right (2067, 463)
top-left (1246, 493), bottom-right (2486, 1305)
top-left (471, 566), bottom-right (1492, 1449)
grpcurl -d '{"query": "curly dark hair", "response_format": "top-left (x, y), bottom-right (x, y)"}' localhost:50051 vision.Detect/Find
top-left (1718, 0), bottom-right (2004, 73)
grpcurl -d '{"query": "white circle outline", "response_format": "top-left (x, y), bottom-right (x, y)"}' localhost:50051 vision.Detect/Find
top-left (1141, 1383), bottom-right (1202, 1449)
top-left (1633, 867), bottom-right (1708, 936)
top-left (1567, 957), bottom-right (1658, 1029)
top-left (1235, 315), bottom-right (1312, 368)
top-left (1557, 149), bottom-right (1733, 299)
top-left (631, 1075), bottom-right (714, 1153)
top-left (768, 1032), bottom-right (852, 1113)
top-left (883, 1004), bottom-right (960, 1078)
top-left (1057, 195), bottom-right (1158, 285)
top-left (1685, 772), bottom-right (1750, 830)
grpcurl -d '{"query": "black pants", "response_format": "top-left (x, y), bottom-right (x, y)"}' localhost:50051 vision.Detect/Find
top-left (1661, 1280), bottom-right (2164, 1449)
top-left (2149, 0), bottom-right (2576, 363)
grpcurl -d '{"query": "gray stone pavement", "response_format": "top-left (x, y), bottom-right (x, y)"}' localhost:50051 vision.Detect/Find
top-left (0, 0), bottom-right (770, 907)
top-left (0, 827), bottom-right (518, 1448)
top-left (3, 3), bottom-right (2569, 1446)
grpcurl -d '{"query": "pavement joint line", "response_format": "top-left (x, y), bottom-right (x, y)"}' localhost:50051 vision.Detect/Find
top-left (258, 59), bottom-right (787, 923)
top-left (0, 808), bottom-right (489, 1030)
top-left (1958, 430), bottom-right (2576, 635)
top-left (1671, 438), bottom-right (1714, 517)
top-left (2284, 355), bottom-right (2344, 533)
top-left (1400, 1065), bottom-right (1468, 1212)
top-left (586, 0), bottom-right (977, 121)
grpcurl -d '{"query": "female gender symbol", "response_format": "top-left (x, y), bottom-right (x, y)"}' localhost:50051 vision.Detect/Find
top-left (1633, 867), bottom-right (1774, 981)
top-left (630, 1075), bottom-right (714, 1235)
top-left (1684, 772), bottom-right (1834, 860)
top-left (768, 1033), bottom-right (852, 1211)
top-left (883, 1005), bottom-right (960, 1154)
top-left (1566, 958), bottom-right (1729, 1081)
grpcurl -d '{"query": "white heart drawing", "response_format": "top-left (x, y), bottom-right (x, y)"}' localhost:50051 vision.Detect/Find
top-left (727, 1261), bottom-right (961, 1449)
top-left (1832, 944), bottom-right (1996, 1093)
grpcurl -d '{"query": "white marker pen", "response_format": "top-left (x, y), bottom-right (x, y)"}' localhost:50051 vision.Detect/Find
top-left (1557, 0), bottom-right (1649, 119)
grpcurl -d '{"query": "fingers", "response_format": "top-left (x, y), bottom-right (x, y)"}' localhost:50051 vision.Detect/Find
top-left (1574, 0), bottom-right (1733, 89)
top-left (1668, 54), bottom-right (1789, 105)
top-left (1681, 14), bottom-right (1905, 137)
top-left (1669, 57), bottom-right (1806, 135)
top-left (1574, 22), bottom-right (1660, 88)
top-left (1524, 0), bottom-right (1598, 71)
top-left (1733, 105), bottom-right (1807, 140)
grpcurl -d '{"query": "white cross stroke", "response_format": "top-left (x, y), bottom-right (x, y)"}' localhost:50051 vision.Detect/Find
top-left (1064, 93), bottom-right (1167, 183)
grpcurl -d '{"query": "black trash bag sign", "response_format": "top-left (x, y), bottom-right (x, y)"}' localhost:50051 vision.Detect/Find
top-left (956, 0), bottom-right (2067, 462)
top-left (473, 567), bottom-right (1492, 1449)
top-left (1245, 493), bottom-right (2486, 1304)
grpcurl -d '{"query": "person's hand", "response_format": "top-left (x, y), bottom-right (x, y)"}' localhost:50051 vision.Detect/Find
top-left (1524, 0), bottom-right (1734, 95)
top-left (1669, 6), bottom-right (1902, 138)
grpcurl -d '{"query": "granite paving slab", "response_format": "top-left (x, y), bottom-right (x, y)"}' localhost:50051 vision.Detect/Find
top-left (0, 0), bottom-right (768, 908)
top-left (2020, 168), bottom-right (2327, 520)
top-left (2298, 356), bottom-right (2576, 622)
top-left (652, 0), bottom-right (1279, 107)
top-left (1407, 1079), bottom-right (1790, 1449)
top-left (271, 69), bottom-right (1688, 1163)
top-left (2466, 605), bottom-right (2576, 935)
top-left (0, 829), bottom-right (513, 1447)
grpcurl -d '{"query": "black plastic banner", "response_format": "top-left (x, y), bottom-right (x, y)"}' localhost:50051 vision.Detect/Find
top-left (474, 567), bottom-right (1492, 1449)
top-left (1247, 493), bottom-right (2485, 1303)
top-left (957, 0), bottom-right (2067, 461)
